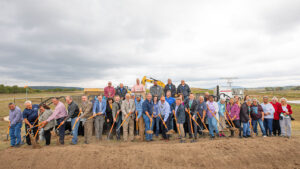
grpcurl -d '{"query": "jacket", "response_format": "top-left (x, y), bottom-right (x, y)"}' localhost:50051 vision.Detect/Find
top-left (184, 99), bottom-right (198, 116)
top-left (158, 100), bottom-right (170, 122)
top-left (175, 104), bottom-right (185, 124)
top-left (270, 102), bottom-right (283, 120)
top-left (177, 84), bottom-right (191, 98)
top-left (164, 83), bottom-right (176, 97)
top-left (165, 96), bottom-right (176, 111)
top-left (240, 103), bottom-right (250, 123)
top-left (23, 104), bottom-right (39, 124)
top-left (9, 106), bottom-right (23, 126)
top-left (116, 87), bottom-right (127, 99)
top-left (250, 104), bottom-right (263, 120)
top-left (79, 101), bottom-right (93, 119)
top-left (67, 101), bottom-right (79, 119)
top-left (112, 101), bottom-right (122, 121)
top-left (106, 103), bottom-right (113, 122)
top-left (93, 98), bottom-right (107, 116)
top-left (150, 85), bottom-right (163, 98)
top-left (195, 101), bottom-right (207, 118)
top-left (261, 103), bottom-right (275, 119)
top-left (39, 109), bottom-right (56, 131)
top-left (121, 99), bottom-right (135, 119)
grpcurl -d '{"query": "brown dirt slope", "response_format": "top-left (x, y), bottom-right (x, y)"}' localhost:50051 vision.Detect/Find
top-left (0, 136), bottom-right (299, 169)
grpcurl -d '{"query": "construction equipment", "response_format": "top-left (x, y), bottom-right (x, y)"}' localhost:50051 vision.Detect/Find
top-left (141, 76), bottom-right (166, 89)
top-left (213, 78), bottom-right (244, 102)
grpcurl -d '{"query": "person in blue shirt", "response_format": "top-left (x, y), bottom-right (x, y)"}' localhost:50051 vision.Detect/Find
top-left (23, 100), bottom-right (39, 145)
top-left (135, 95), bottom-right (144, 141)
top-left (158, 96), bottom-right (171, 140)
top-left (92, 95), bottom-right (106, 141)
top-left (8, 103), bottom-right (23, 147)
top-left (142, 93), bottom-right (154, 142)
top-left (165, 91), bottom-right (175, 131)
top-left (218, 98), bottom-right (226, 137)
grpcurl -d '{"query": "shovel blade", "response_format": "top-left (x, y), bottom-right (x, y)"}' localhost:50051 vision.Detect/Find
top-left (146, 130), bottom-right (153, 134)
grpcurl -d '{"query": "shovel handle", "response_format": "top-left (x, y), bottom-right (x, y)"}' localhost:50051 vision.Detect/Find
top-left (117, 112), bottom-right (131, 131)
top-left (187, 109), bottom-right (194, 134)
top-left (158, 114), bottom-right (168, 129)
top-left (173, 110), bottom-right (181, 135)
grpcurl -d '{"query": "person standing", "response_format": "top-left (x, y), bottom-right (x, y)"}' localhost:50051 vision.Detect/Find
top-left (38, 104), bottom-right (56, 146)
top-left (177, 80), bottom-right (191, 100)
top-left (164, 79), bottom-right (176, 97)
top-left (112, 95), bottom-right (122, 140)
top-left (105, 98), bottom-right (114, 135)
top-left (41, 98), bottom-right (68, 145)
top-left (175, 97), bottom-right (185, 143)
top-left (116, 83), bottom-right (127, 100)
top-left (66, 96), bottom-right (80, 145)
top-left (218, 98), bottom-right (226, 137)
top-left (195, 96), bottom-right (207, 137)
top-left (78, 96), bottom-right (93, 144)
top-left (184, 93), bottom-right (197, 139)
top-left (204, 95), bottom-right (219, 139)
top-left (250, 98), bottom-right (266, 137)
top-left (240, 99), bottom-right (252, 138)
top-left (93, 95), bottom-right (107, 141)
top-left (23, 100), bottom-right (39, 145)
top-left (150, 80), bottom-right (163, 99)
top-left (104, 81), bottom-right (116, 99)
top-left (152, 96), bottom-right (160, 137)
top-left (165, 91), bottom-right (176, 131)
top-left (132, 78), bottom-right (146, 99)
top-left (135, 95), bottom-right (144, 141)
top-left (142, 93), bottom-right (154, 142)
top-left (279, 98), bottom-right (293, 138)
top-left (8, 103), bottom-right (23, 147)
top-left (270, 97), bottom-right (283, 136)
top-left (158, 96), bottom-right (171, 140)
top-left (226, 98), bottom-right (241, 137)
top-left (261, 96), bottom-right (275, 136)
top-left (121, 93), bottom-right (136, 141)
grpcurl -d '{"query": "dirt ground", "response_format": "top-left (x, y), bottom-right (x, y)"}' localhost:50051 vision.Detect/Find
top-left (0, 136), bottom-right (299, 169)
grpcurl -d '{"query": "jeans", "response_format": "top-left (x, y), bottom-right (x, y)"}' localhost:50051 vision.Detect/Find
top-left (115, 117), bottom-right (122, 140)
top-left (56, 117), bottom-right (66, 144)
top-left (71, 117), bottom-right (80, 144)
top-left (252, 119), bottom-right (266, 136)
top-left (168, 114), bottom-right (174, 130)
top-left (143, 114), bottom-right (154, 141)
top-left (207, 117), bottom-right (218, 137)
top-left (153, 117), bottom-right (160, 136)
top-left (242, 122), bottom-right (251, 137)
top-left (25, 123), bottom-right (39, 145)
top-left (264, 119), bottom-right (273, 136)
top-left (10, 122), bottom-right (22, 146)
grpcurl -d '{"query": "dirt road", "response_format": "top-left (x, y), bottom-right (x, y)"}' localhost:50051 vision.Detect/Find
top-left (0, 136), bottom-right (299, 169)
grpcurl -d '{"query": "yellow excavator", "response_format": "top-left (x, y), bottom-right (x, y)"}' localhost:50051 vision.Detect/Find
top-left (141, 76), bottom-right (165, 88)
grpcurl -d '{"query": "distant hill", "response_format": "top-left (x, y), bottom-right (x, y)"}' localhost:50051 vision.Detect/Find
top-left (29, 86), bottom-right (84, 90)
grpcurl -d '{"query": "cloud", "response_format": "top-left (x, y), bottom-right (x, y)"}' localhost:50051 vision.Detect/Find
top-left (0, 0), bottom-right (299, 88)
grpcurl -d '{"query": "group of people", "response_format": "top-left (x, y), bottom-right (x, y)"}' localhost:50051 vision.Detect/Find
top-left (7, 78), bottom-right (293, 147)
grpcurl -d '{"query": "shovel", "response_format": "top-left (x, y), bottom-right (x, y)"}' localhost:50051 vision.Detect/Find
top-left (72, 111), bottom-right (82, 130)
top-left (146, 114), bottom-right (154, 134)
top-left (197, 112), bottom-right (209, 133)
top-left (225, 111), bottom-right (239, 133)
top-left (107, 112), bottom-right (120, 140)
top-left (4, 125), bottom-right (10, 141)
top-left (134, 111), bottom-right (141, 140)
top-left (249, 115), bottom-right (255, 137)
top-left (187, 110), bottom-right (196, 143)
top-left (207, 106), bottom-right (228, 132)
top-left (116, 112), bottom-right (132, 131)
top-left (52, 119), bottom-right (67, 145)
top-left (172, 110), bottom-right (181, 136)
top-left (31, 127), bottom-right (41, 149)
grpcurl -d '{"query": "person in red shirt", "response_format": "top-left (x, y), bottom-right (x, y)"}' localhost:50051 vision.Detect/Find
top-left (104, 81), bottom-right (116, 99)
top-left (270, 96), bottom-right (283, 136)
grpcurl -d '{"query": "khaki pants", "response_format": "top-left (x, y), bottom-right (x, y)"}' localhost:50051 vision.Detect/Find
top-left (138, 117), bottom-right (145, 141)
top-left (84, 119), bottom-right (93, 144)
top-left (218, 116), bottom-right (226, 131)
top-left (123, 116), bottom-right (134, 141)
top-left (179, 124), bottom-right (185, 139)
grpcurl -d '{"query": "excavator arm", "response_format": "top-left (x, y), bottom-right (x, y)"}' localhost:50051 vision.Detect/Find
top-left (141, 76), bottom-right (165, 88)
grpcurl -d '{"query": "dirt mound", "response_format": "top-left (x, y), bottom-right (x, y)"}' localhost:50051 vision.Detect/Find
top-left (0, 136), bottom-right (299, 169)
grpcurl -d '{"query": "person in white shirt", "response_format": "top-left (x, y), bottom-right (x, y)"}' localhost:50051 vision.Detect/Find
top-left (260, 96), bottom-right (275, 136)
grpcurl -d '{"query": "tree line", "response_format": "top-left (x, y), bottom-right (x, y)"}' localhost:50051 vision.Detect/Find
top-left (0, 84), bottom-right (82, 94)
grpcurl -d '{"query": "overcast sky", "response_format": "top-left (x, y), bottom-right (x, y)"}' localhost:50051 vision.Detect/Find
top-left (0, 0), bottom-right (300, 88)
